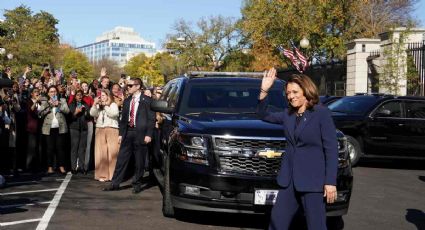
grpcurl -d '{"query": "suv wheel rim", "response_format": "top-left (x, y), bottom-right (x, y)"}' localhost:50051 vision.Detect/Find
top-left (348, 142), bottom-right (356, 161)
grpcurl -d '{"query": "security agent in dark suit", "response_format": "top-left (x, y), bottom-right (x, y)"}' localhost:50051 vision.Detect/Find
top-left (103, 78), bottom-right (155, 193)
top-left (258, 68), bottom-right (338, 230)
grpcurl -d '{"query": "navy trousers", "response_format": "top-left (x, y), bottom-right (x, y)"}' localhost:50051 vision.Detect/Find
top-left (111, 129), bottom-right (148, 187)
top-left (269, 181), bottom-right (327, 230)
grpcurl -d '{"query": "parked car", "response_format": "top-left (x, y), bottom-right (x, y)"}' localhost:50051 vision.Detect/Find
top-left (328, 94), bottom-right (425, 165)
top-left (150, 72), bottom-right (353, 220)
top-left (320, 95), bottom-right (342, 105)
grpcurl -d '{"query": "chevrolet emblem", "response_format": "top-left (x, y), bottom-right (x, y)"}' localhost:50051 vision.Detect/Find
top-left (257, 150), bottom-right (282, 159)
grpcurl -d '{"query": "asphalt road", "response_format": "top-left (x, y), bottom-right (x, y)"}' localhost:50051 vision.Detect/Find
top-left (1, 158), bottom-right (424, 230)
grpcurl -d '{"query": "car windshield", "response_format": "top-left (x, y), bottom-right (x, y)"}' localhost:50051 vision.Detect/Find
top-left (178, 79), bottom-right (287, 115)
top-left (328, 96), bottom-right (379, 115)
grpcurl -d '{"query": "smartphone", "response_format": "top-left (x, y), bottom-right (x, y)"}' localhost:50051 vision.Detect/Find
top-left (52, 95), bottom-right (57, 101)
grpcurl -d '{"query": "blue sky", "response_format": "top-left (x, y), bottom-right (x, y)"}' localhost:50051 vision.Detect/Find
top-left (0, 0), bottom-right (243, 48)
top-left (1, 0), bottom-right (425, 49)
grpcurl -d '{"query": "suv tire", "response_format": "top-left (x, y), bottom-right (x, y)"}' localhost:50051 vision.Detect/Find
top-left (346, 135), bottom-right (362, 166)
top-left (162, 154), bottom-right (174, 217)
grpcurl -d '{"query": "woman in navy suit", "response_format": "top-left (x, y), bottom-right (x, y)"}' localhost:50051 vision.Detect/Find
top-left (258, 68), bottom-right (338, 230)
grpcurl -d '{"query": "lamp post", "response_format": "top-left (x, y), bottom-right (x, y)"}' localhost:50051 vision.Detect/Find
top-left (300, 37), bottom-right (310, 49)
top-left (6, 53), bottom-right (13, 60)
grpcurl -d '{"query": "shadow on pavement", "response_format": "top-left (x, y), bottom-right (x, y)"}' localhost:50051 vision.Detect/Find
top-left (173, 209), bottom-right (344, 230)
top-left (405, 209), bottom-right (425, 230)
top-left (357, 158), bottom-right (425, 170)
top-left (419, 176), bottom-right (425, 182)
top-left (0, 198), bottom-right (31, 215)
top-left (174, 209), bottom-right (270, 229)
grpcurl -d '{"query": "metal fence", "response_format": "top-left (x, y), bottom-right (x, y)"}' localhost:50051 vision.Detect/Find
top-left (407, 41), bottom-right (425, 96)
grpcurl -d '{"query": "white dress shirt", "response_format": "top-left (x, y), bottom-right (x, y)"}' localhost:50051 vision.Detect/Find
top-left (128, 91), bottom-right (141, 127)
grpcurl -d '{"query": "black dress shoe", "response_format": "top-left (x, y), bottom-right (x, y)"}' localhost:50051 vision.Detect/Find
top-left (132, 185), bottom-right (142, 194)
top-left (103, 184), bottom-right (119, 191)
top-left (71, 170), bottom-right (78, 175)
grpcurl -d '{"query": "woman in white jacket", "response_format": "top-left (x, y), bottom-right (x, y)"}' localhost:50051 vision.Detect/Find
top-left (90, 89), bottom-right (120, 182)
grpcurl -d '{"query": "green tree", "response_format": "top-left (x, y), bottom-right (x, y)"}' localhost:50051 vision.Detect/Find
top-left (124, 53), bottom-right (149, 78)
top-left (92, 58), bottom-right (122, 82)
top-left (137, 57), bottom-right (164, 87)
top-left (61, 48), bottom-right (94, 83)
top-left (166, 15), bottom-right (245, 71)
top-left (0, 5), bottom-right (59, 73)
top-left (221, 50), bottom-right (255, 72)
top-left (240, 0), bottom-right (418, 68)
top-left (380, 29), bottom-right (410, 95)
top-left (406, 54), bottom-right (420, 95)
top-left (154, 52), bottom-right (184, 82)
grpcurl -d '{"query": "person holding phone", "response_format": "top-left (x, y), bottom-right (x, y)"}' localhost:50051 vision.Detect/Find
top-left (38, 85), bottom-right (70, 175)
top-left (25, 89), bottom-right (41, 171)
top-left (69, 90), bottom-right (90, 174)
top-left (90, 89), bottom-right (120, 182)
top-left (18, 65), bottom-right (31, 86)
top-left (111, 83), bottom-right (124, 109)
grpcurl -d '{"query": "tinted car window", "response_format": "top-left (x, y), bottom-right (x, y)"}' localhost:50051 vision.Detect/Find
top-left (167, 81), bottom-right (181, 108)
top-left (160, 81), bottom-right (174, 101)
top-left (328, 96), bottom-right (379, 115)
top-left (179, 80), bottom-right (286, 114)
top-left (373, 101), bottom-right (402, 117)
top-left (406, 101), bottom-right (425, 119)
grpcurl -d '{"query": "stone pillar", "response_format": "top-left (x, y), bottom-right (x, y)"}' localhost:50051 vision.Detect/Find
top-left (346, 39), bottom-right (381, 96)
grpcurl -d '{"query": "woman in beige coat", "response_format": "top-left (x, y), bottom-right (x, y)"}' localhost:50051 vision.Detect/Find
top-left (90, 89), bottom-right (120, 181)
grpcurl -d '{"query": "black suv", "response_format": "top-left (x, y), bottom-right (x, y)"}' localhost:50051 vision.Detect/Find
top-left (151, 73), bottom-right (353, 218)
top-left (328, 94), bottom-right (425, 165)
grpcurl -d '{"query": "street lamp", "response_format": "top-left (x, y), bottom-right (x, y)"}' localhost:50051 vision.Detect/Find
top-left (300, 37), bottom-right (310, 49)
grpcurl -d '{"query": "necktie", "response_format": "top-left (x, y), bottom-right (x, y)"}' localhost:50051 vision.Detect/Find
top-left (129, 97), bottom-right (135, 127)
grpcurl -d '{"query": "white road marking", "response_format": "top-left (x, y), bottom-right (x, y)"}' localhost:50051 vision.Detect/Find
top-left (0, 201), bottom-right (52, 209)
top-left (0, 188), bottom-right (58, 196)
top-left (36, 173), bottom-right (72, 230)
top-left (0, 218), bottom-right (42, 227)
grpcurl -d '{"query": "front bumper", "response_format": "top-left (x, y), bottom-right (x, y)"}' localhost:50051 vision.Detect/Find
top-left (169, 161), bottom-right (353, 216)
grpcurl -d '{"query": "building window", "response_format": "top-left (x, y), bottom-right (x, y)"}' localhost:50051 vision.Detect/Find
top-left (362, 44), bottom-right (366, 52)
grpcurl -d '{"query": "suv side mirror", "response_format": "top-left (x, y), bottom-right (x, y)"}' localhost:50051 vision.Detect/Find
top-left (375, 109), bottom-right (391, 117)
top-left (151, 100), bottom-right (174, 114)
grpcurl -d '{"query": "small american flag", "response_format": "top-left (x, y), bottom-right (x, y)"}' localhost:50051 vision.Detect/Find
top-left (277, 44), bottom-right (308, 73)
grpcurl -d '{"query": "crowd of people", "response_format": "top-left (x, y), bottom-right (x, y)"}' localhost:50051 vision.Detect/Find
top-left (0, 65), bottom-right (162, 190)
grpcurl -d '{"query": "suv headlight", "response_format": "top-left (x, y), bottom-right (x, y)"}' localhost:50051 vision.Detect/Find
top-left (177, 134), bottom-right (209, 165)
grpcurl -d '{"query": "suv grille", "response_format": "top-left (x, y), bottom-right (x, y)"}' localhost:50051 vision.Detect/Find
top-left (214, 137), bottom-right (285, 176)
top-left (219, 156), bottom-right (281, 176)
top-left (215, 138), bottom-right (286, 149)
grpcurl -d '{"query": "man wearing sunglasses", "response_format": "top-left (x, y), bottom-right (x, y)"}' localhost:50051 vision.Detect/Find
top-left (103, 78), bottom-right (156, 193)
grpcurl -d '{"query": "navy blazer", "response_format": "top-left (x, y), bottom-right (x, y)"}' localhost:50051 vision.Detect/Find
top-left (119, 94), bottom-right (155, 143)
top-left (258, 98), bottom-right (338, 192)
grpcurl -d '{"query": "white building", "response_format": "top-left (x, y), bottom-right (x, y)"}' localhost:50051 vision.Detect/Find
top-left (77, 27), bottom-right (156, 67)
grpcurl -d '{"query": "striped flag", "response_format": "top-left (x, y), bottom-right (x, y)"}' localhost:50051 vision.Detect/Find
top-left (277, 44), bottom-right (308, 73)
